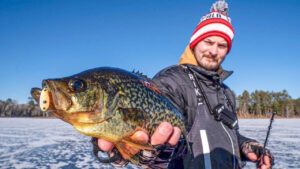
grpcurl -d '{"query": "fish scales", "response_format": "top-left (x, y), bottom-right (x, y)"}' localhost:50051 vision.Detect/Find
top-left (98, 69), bottom-right (183, 135)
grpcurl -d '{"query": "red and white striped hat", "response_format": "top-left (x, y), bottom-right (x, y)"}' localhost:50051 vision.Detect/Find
top-left (189, 0), bottom-right (234, 53)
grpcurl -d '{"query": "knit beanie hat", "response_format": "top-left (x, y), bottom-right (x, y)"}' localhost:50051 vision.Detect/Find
top-left (189, 0), bottom-right (234, 53)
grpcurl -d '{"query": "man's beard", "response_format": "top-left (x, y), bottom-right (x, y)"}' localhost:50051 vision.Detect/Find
top-left (198, 54), bottom-right (223, 71)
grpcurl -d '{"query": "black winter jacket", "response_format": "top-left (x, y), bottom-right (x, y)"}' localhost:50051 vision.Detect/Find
top-left (152, 64), bottom-right (251, 169)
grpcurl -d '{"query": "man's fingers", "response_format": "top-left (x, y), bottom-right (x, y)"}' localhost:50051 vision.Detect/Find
top-left (151, 122), bottom-right (173, 145)
top-left (260, 156), bottom-right (271, 169)
top-left (98, 138), bottom-right (114, 152)
top-left (130, 131), bottom-right (149, 144)
top-left (167, 127), bottom-right (181, 146)
top-left (257, 155), bottom-right (272, 169)
top-left (246, 152), bottom-right (258, 162)
top-left (98, 122), bottom-right (180, 152)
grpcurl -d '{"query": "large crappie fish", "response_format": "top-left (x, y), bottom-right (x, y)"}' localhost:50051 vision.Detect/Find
top-left (31, 67), bottom-right (186, 164)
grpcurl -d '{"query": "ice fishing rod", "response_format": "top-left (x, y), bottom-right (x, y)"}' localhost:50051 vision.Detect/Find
top-left (257, 112), bottom-right (276, 168)
top-left (264, 112), bottom-right (276, 148)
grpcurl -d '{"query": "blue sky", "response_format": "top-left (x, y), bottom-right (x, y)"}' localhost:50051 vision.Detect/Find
top-left (0, 0), bottom-right (299, 104)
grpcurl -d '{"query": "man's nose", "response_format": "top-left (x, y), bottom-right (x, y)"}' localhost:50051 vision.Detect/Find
top-left (209, 45), bottom-right (218, 57)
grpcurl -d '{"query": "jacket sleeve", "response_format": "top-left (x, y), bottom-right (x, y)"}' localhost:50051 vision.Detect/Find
top-left (152, 67), bottom-right (186, 114)
top-left (224, 86), bottom-right (258, 160)
top-left (236, 131), bottom-right (258, 161)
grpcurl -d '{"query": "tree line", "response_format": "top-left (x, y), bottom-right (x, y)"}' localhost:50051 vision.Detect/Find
top-left (0, 97), bottom-right (49, 117)
top-left (236, 90), bottom-right (300, 117)
top-left (1, 90), bottom-right (300, 118)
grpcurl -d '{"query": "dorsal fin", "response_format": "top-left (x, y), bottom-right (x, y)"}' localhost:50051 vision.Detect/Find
top-left (132, 70), bottom-right (152, 82)
top-left (132, 70), bottom-right (163, 95)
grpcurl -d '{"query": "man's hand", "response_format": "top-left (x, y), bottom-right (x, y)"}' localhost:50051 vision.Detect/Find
top-left (247, 152), bottom-right (272, 169)
top-left (242, 141), bottom-right (274, 169)
top-left (97, 122), bottom-right (181, 168)
top-left (98, 122), bottom-right (181, 152)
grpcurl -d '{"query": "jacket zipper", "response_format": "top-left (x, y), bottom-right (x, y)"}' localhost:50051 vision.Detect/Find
top-left (218, 85), bottom-right (236, 169)
top-left (221, 122), bottom-right (236, 169)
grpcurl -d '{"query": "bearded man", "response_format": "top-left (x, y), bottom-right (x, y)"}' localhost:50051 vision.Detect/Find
top-left (95, 1), bottom-right (274, 168)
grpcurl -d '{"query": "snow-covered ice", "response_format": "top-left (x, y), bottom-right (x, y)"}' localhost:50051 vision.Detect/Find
top-left (0, 118), bottom-right (139, 169)
top-left (0, 118), bottom-right (299, 169)
top-left (239, 118), bottom-right (300, 169)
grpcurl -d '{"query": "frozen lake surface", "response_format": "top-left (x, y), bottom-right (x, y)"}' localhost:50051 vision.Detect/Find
top-left (0, 118), bottom-right (299, 169)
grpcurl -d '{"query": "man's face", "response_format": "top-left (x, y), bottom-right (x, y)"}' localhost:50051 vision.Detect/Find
top-left (194, 36), bottom-right (228, 71)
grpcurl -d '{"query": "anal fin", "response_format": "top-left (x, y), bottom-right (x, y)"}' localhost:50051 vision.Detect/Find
top-left (115, 139), bottom-right (155, 165)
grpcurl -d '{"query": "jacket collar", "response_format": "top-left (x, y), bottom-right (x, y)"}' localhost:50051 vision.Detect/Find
top-left (179, 45), bottom-right (199, 66)
top-left (178, 45), bottom-right (233, 83)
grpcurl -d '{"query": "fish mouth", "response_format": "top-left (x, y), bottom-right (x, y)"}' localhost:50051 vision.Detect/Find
top-left (42, 79), bottom-right (73, 112)
top-left (30, 88), bottom-right (42, 102)
top-left (32, 79), bottom-right (74, 123)
top-left (32, 80), bottom-right (109, 126)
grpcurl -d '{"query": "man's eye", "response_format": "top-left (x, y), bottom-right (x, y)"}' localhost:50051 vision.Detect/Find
top-left (218, 44), bottom-right (228, 49)
top-left (205, 41), bottom-right (214, 45)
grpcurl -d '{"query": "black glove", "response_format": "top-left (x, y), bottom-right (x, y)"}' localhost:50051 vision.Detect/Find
top-left (91, 137), bottom-right (129, 167)
top-left (241, 141), bottom-right (274, 167)
top-left (137, 143), bottom-right (177, 169)
top-left (91, 137), bottom-right (186, 169)
top-left (134, 138), bottom-right (187, 169)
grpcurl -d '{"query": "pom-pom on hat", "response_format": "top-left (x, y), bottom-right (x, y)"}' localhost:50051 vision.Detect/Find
top-left (189, 0), bottom-right (234, 53)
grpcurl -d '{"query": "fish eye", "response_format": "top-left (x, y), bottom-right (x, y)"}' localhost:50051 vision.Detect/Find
top-left (68, 79), bottom-right (86, 92)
